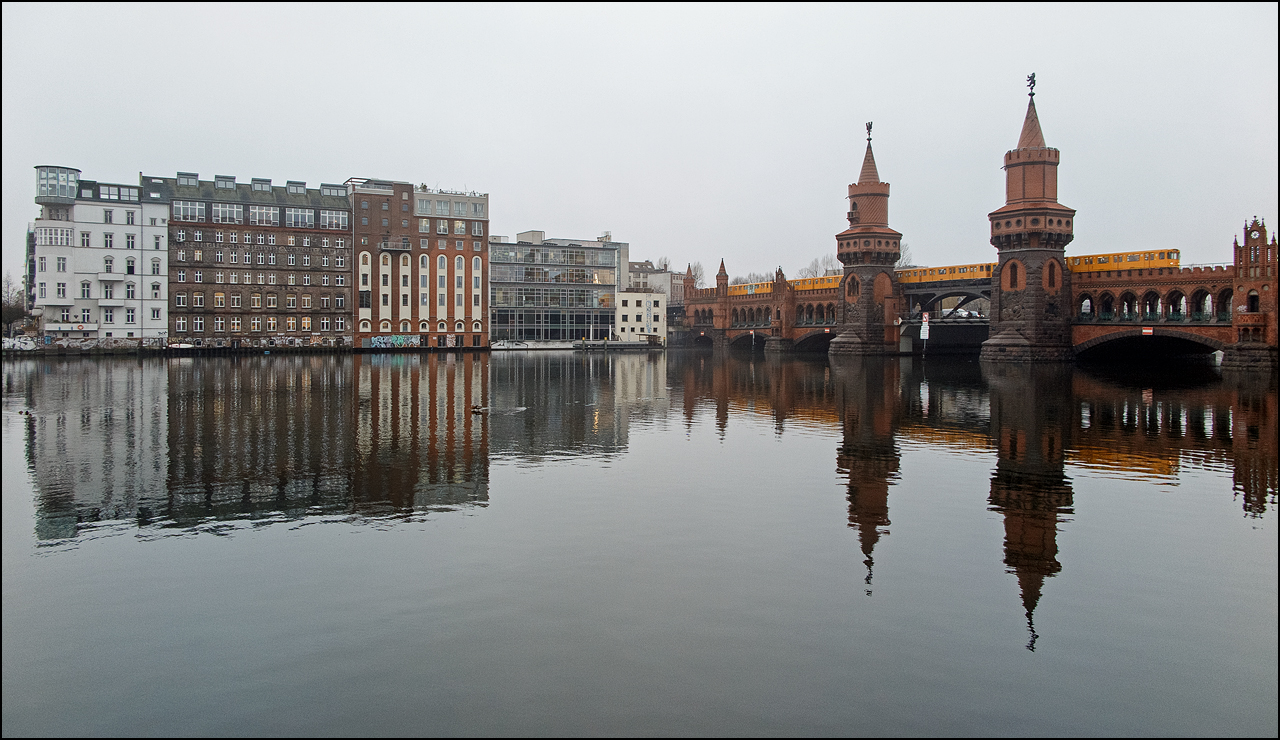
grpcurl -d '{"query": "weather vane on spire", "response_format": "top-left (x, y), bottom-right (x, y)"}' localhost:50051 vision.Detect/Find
top-left (866, 121), bottom-right (873, 142)
top-left (1027, 72), bottom-right (1036, 97)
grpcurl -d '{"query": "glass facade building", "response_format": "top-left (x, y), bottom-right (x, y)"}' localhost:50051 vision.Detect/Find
top-left (489, 232), bottom-right (622, 342)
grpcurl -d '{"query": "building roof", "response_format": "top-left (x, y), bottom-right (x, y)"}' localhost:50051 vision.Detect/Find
top-left (1017, 97), bottom-right (1047, 149)
top-left (858, 141), bottom-right (880, 185)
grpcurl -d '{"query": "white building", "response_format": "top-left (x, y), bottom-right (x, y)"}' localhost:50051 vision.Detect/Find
top-left (30, 166), bottom-right (170, 341)
top-left (615, 289), bottom-right (666, 343)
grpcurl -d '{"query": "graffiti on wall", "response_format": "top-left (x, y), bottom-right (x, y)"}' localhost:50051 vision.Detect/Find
top-left (370, 334), bottom-right (422, 349)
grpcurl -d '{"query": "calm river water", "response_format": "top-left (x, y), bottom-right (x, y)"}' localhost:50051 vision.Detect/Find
top-left (2, 351), bottom-right (1276, 736)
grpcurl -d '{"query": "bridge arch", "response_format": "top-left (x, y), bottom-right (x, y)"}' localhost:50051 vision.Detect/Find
top-left (792, 329), bottom-right (836, 352)
top-left (915, 289), bottom-right (989, 316)
top-left (728, 331), bottom-right (767, 350)
top-left (1075, 327), bottom-right (1226, 360)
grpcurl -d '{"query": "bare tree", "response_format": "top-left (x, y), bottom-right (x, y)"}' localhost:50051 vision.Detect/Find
top-left (2, 271), bottom-right (29, 336)
top-left (730, 272), bottom-right (774, 285)
top-left (797, 253), bottom-right (841, 278)
top-left (895, 242), bottom-right (915, 269)
top-left (654, 256), bottom-right (670, 272)
top-left (689, 262), bottom-right (706, 288)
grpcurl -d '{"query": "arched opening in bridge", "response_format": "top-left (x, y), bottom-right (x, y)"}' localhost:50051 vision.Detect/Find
top-left (1142, 292), bottom-right (1161, 321)
top-left (1076, 332), bottom-right (1222, 363)
top-left (1165, 291), bottom-right (1187, 321)
top-left (1191, 290), bottom-right (1212, 320)
top-left (792, 331), bottom-right (834, 353)
top-left (847, 276), bottom-right (860, 297)
top-left (1119, 292), bottom-right (1138, 320)
top-left (1078, 294), bottom-right (1093, 318)
top-left (1247, 290), bottom-right (1260, 313)
top-left (1217, 288), bottom-right (1233, 321)
top-left (728, 332), bottom-right (764, 352)
top-left (692, 333), bottom-right (714, 348)
top-left (1099, 292), bottom-right (1114, 320)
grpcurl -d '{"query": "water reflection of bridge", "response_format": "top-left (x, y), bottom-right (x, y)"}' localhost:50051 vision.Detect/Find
top-left (671, 353), bottom-right (1277, 647)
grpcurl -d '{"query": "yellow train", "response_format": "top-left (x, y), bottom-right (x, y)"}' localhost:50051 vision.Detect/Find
top-left (893, 250), bottom-right (1181, 283)
top-left (727, 274), bottom-right (841, 296)
top-left (896, 262), bottom-right (995, 283)
top-left (1066, 249), bottom-right (1180, 273)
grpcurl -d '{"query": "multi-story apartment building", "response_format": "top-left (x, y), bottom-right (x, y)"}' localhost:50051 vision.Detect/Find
top-left (489, 230), bottom-right (624, 342)
top-left (151, 172), bottom-right (353, 348)
top-left (30, 166), bottom-right (171, 341)
top-left (615, 289), bottom-right (667, 342)
top-left (350, 179), bottom-right (489, 349)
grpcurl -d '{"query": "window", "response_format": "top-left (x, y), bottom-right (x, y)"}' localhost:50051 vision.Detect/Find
top-left (126, 234), bottom-right (135, 249)
top-left (252, 179), bottom-right (271, 192)
top-left (57, 257), bottom-right (67, 272)
top-left (175, 317), bottom-right (187, 332)
top-left (103, 308), bottom-right (114, 324)
top-left (321, 210), bottom-right (348, 230)
top-left (177, 270), bottom-right (185, 282)
top-left (104, 257), bottom-right (114, 273)
top-left (335, 317), bottom-right (345, 331)
top-left (268, 253), bottom-right (276, 265)
top-left (192, 316), bottom-right (204, 332)
top-left (456, 240), bottom-right (464, 250)
top-left (214, 292), bottom-right (225, 308)
top-left (251, 293), bottom-right (262, 308)
top-left (175, 293), bottom-right (187, 307)
top-left (382, 274), bottom-right (389, 286)
top-left (194, 231), bottom-right (202, 242)
top-left (81, 282), bottom-right (92, 299)
top-left (266, 317), bottom-right (277, 331)
top-left (287, 254), bottom-right (296, 266)
top-left (454, 221), bottom-right (466, 235)
top-left (266, 294), bottom-right (277, 308)
top-left (104, 209), bottom-right (114, 224)
top-left (454, 202), bottom-right (467, 217)
top-left (320, 317), bottom-right (330, 331)
top-left (104, 233), bottom-right (114, 249)
top-left (151, 308), bottom-right (161, 320)
top-left (230, 293), bottom-right (241, 308)
top-left (126, 308), bottom-right (136, 324)
top-left (39, 256), bottom-right (46, 272)
top-left (437, 220), bottom-right (448, 234)
top-left (336, 238), bottom-right (345, 249)
top-left (125, 283), bottom-right (136, 299)
top-left (335, 294), bottom-right (345, 308)
top-left (335, 274), bottom-right (345, 286)
top-left (81, 232), bottom-right (91, 247)
top-left (439, 275), bottom-right (446, 289)
top-left (402, 294), bottom-right (409, 306)
top-left (301, 294), bottom-right (312, 308)
top-left (285, 208), bottom-right (314, 228)
top-left (359, 291), bottom-right (371, 308)
top-left (172, 201), bottom-right (206, 222)
top-left (287, 182), bottom-right (305, 195)
top-left (250, 205), bottom-right (279, 226)
top-left (215, 177), bottom-right (235, 190)
top-left (286, 294), bottom-right (297, 309)
top-left (336, 255), bottom-right (345, 268)
top-left (381, 202), bottom-right (389, 211)
top-left (472, 222), bottom-right (484, 236)
top-left (402, 219), bottom-right (409, 228)
top-left (301, 317), bottom-right (311, 331)
top-left (193, 292), bottom-right (204, 307)
top-left (381, 218), bottom-right (389, 227)
top-left (230, 317), bottom-right (241, 331)
top-left (473, 294), bottom-right (480, 307)
top-left (177, 173), bottom-right (198, 188)
top-left (154, 235), bottom-right (163, 250)
top-left (251, 317), bottom-right (262, 331)
top-left (213, 317), bottom-right (225, 332)
top-left (435, 201), bottom-right (449, 215)
top-left (321, 185), bottom-right (345, 197)
top-left (361, 217), bottom-right (369, 226)
top-left (471, 202), bottom-right (485, 218)
top-left (382, 294), bottom-right (389, 306)
top-left (151, 283), bottom-right (161, 298)
top-left (194, 270), bottom-right (202, 282)
top-left (212, 203), bottom-right (243, 224)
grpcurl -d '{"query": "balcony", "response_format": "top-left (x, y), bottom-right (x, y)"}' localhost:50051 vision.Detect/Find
top-left (378, 241), bottom-right (411, 251)
top-left (44, 323), bottom-right (98, 332)
top-left (98, 272), bottom-right (124, 281)
top-left (1235, 312), bottom-right (1267, 327)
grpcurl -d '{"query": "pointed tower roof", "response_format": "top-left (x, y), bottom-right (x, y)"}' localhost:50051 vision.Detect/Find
top-left (1017, 97), bottom-right (1046, 149)
top-left (858, 141), bottom-right (880, 185)
top-left (717, 259), bottom-right (727, 275)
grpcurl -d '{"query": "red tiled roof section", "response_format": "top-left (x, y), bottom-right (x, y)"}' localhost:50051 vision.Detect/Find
top-left (1017, 98), bottom-right (1047, 149)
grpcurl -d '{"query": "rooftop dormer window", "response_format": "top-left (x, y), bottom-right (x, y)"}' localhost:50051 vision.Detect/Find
top-left (177, 172), bottom-right (198, 187)
top-left (287, 182), bottom-right (306, 195)
top-left (252, 179), bottom-right (271, 192)
top-left (215, 177), bottom-right (235, 189)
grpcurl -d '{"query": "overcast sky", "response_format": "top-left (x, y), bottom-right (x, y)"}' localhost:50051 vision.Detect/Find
top-left (3, 3), bottom-right (1276, 282)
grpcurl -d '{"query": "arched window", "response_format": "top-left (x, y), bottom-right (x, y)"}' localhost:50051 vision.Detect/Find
top-left (400, 321), bottom-right (410, 332)
top-left (455, 321), bottom-right (464, 332)
top-left (455, 256), bottom-right (464, 270)
top-left (420, 255), bottom-right (428, 268)
top-left (473, 321), bottom-right (481, 332)
top-left (151, 258), bottom-right (162, 275)
top-left (438, 255), bottom-right (446, 269)
top-left (380, 320), bottom-right (391, 331)
top-left (473, 257), bottom-right (481, 271)
top-left (381, 254), bottom-right (390, 266)
top-left (361, 253), bottom-right (370, 265)
top-left (401, 254), bottom-right (410, 267)
top-left (1047, 261), bottom-right (1056, 288)
top-left (1009, 262), bottom-right (1019, 289)
top-left (360, 320), bottom-right (371, 331)
top-left (438, 321), bottom-right (446, 332)
top-left (1247, 290), bottom-right (1260, 313)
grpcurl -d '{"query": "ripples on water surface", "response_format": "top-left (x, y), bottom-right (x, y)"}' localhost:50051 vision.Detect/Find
top-left (2, 352), bottom-right (1276, 736)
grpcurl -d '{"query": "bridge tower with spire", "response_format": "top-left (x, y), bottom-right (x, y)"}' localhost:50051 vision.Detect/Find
top-left (982, 75), bottom-right (1077, 362)
top-left (829, 122), bottom-right (904, 356)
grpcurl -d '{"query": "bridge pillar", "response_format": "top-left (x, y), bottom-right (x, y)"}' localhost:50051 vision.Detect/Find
top-left (981, 86), bottom-right (1075, 363)
top-left (1221, 342), bottom-right (1278, 371)
top-left (763, 335), bottom-right (794, 354)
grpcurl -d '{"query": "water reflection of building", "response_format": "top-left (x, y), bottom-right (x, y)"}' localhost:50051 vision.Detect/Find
top-left (487, 351), bottom-right (668, 459)
top-left (983, 363), bottom-right (1075, 651)
top-left (831, 358), bottom-right (901, 595)
top-left (352, 353), bottom-right (489, 509)
top-left (5, 358), bottom-right (169, 540)
top-left (166, 355), bottom-right (356, 523)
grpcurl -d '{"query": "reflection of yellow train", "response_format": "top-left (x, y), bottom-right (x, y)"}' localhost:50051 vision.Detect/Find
top-left (892, 250), bottom-right (1182, 283)
top-left (1066, 250), bottom-right (1180, 273)
top-left (896, 263), bottom-right (995, 283)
